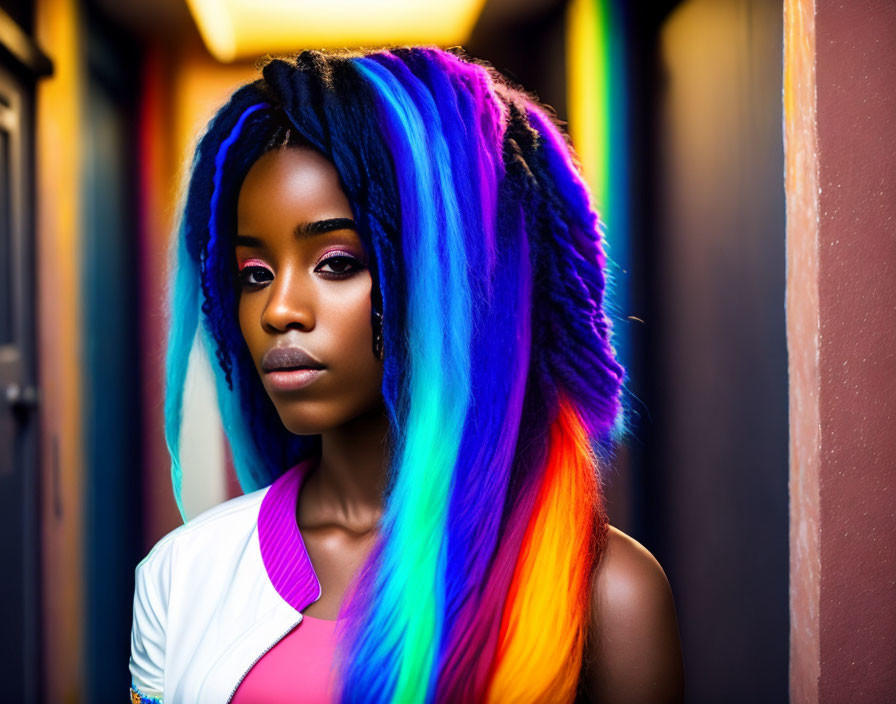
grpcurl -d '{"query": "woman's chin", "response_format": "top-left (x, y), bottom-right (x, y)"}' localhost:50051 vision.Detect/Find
top-left (277, 400), bottom-right (386, 437)
top-left (282, 421), bottom-right (328, 437)
top-left (275, 410), bottom-right (330, 437)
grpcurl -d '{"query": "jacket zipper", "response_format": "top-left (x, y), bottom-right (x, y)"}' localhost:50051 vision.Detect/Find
top-left (225, 617), bottom-right (302, 703)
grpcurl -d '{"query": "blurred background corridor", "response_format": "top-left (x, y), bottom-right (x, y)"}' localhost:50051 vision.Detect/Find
top-left (1, 0), bottom-right (893, 702)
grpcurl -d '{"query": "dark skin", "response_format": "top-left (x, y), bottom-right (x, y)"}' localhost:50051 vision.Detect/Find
top-left (236, 146), bottom-right (684, 703)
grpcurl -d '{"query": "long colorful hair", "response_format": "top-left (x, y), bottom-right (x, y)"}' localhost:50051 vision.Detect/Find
top-left (164, 46), bottom-right (628, 703)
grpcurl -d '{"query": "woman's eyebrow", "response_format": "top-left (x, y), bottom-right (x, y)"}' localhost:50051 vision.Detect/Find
top-left (297, 217), bottom-right (357, 237)
top-left (235, 218), bottom-right (357, 247)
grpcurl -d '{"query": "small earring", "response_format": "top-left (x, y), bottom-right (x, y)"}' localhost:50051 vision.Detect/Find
top-left (371, 308), bottom-right (384, 360)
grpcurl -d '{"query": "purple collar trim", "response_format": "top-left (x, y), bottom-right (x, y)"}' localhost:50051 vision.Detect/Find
top-left (257, 455), bottom-right (322, 613)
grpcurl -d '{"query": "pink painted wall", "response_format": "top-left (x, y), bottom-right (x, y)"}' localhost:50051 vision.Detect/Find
top-left (815, 0), bottom-right (896, 700)
top-left (787, 0), bottom-right (896, 701)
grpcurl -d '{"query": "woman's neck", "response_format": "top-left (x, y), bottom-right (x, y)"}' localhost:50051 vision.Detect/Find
top-left (300, 403), bottom-right (390, 533)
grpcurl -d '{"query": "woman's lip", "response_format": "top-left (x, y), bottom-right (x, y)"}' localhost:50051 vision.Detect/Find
top-left (265, 368), bottom-right (324, 391)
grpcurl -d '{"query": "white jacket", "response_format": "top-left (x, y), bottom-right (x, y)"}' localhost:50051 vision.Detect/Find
top-left (129, 457), bottom-right (322, 703)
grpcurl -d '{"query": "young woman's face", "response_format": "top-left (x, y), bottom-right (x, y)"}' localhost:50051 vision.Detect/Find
top-left (235, 146), bottom-right (383, 435)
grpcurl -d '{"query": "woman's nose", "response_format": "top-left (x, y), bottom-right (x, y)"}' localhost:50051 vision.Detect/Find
top-left (261, 269), bottom-right (316, 332)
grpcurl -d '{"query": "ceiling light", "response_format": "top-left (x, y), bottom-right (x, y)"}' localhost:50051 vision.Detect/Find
top-left (186, 0), bottom-right (488, 63)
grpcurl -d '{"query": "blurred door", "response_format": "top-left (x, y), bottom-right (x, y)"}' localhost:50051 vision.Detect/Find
top-left (0, 53), bottom-right (42, 704)
top-left (81, 4), bottom-right (143, 700)
top-left (651, 1), bottom-right (788, 702)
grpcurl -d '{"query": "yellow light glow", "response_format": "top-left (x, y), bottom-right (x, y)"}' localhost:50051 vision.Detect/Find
top-left (186, 0), bottom-right (488, 63)
top-left (566, 0), bottom-right (602, 200)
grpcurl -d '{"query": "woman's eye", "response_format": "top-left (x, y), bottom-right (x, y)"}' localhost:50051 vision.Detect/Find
top-left (316, 255), bottom-right (364, 278)
top-left (236, 255), bottom-right (364, 288)
top-left (237, 265), bottom-right (272, 288)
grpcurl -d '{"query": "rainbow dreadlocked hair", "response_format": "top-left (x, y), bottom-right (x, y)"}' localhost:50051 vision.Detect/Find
top-left (164, 46), bottom-right (629, 703)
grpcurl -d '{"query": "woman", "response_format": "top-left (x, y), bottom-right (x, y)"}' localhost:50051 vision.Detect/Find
top-left (129, 46), bottom-right (683, 704)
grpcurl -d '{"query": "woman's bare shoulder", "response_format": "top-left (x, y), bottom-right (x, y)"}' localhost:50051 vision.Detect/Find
top-left (578, 525), bottom-right (685, 704)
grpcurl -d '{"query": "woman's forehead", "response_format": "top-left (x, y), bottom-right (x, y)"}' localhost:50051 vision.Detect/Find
top-left (237, 147), bottom-right (355, 231)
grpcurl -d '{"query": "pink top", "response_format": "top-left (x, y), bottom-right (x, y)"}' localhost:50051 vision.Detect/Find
top-left (231, 456), bottom-right (343, 703)
top-left (231, 615), bottom-right (340, 703)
